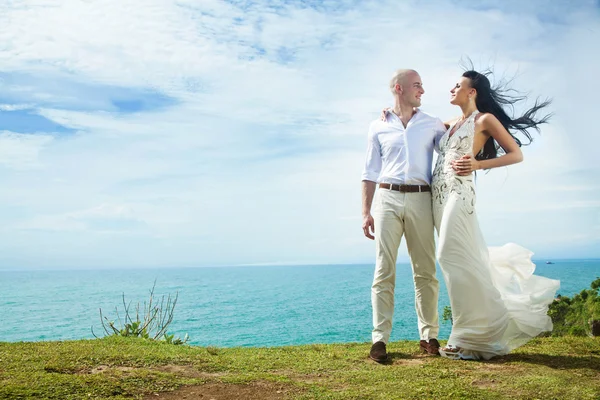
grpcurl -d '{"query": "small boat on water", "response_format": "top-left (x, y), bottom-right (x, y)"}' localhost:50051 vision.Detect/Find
top-left (545, 261), bottom-right (555, 265)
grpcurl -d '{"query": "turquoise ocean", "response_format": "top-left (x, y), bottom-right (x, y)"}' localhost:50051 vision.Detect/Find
top-left (1, 260), bottom-right (599, 347)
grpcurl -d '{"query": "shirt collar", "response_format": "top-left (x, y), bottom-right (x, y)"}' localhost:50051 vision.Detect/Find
top-left (387, 107), bottom-right (421, 123)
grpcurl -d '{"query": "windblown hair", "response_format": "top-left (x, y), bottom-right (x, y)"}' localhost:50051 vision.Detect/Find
top-left (462, 67), bottom-right (552, 161)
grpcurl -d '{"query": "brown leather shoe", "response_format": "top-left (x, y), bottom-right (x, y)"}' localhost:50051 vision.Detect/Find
top-left (420, 338), bottom-right (440, 355)
top-left (369, 341), bottom-right (388, 363)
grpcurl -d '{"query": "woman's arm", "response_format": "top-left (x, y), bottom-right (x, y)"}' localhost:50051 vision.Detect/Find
top-left (452, 113), bottom-right (523, 175)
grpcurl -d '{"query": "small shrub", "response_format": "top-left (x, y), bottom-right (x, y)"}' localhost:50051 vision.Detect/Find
top-left (92, 280), bottom-right (189, 345)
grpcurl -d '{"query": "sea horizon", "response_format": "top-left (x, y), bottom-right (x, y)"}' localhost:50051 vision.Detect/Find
top-left (1, 257), bottom-right (598, 272)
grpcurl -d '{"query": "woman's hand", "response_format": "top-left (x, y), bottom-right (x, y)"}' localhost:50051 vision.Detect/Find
top-left (380, 107), bottom-right (391, 121)
top-left (452, 154), bottom-right (480, 176)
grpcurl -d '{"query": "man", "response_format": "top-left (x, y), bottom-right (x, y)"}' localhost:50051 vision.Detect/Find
top-left (361, 69), bottom-right (446, 363)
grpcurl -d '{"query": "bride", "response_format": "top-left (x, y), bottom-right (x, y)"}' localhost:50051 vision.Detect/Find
top-left (433, 69), bottom-right (560, 360)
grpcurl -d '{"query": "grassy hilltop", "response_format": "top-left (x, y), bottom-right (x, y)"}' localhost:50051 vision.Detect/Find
top-left (1, 336), bottom-right (599, 399)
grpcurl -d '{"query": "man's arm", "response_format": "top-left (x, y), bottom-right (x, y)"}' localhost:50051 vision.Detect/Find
top-left (434, 118), bottom-right (449, 154)
top-left (361, 122), bottom-right (381, 240)
top-left (361, 180), bottom-right (376, 240)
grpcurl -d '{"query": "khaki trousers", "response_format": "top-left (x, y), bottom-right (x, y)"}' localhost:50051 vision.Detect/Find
top-left (371, 188), bottom-right (439, 344)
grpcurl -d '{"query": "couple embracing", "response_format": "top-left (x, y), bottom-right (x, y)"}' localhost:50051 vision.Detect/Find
top-left (361, 68), bottom-right (560, 361)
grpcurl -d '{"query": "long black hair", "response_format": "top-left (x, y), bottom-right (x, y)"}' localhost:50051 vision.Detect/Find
top-left (462, 69), bottom-right (552, 160)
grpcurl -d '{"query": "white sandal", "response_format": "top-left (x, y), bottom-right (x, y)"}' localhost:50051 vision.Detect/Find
top-left (439, 345), bottom-right (478, 361)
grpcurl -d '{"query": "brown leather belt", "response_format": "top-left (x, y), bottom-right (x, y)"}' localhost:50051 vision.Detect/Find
top-left (379, 183), bottom-right (431, 193)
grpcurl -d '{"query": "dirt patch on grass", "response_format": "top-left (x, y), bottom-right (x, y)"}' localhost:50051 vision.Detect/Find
top-left (83, 365), bottom-right (298, 399)
top-left (471, 379), bottom-right (498, 389)
top-left (478, 362), bottom-right (526, 373)
top-left (143, 381), bottom-right (293, 400)
top-left (393, 358), bottom-right (426, 366)
top-left (381, 353), bottom-right (429, 366)
top-left (83, 364), bottom-right (224, 379)
top-left (90, 365), bottom-right (135, 374)
top-left (272, 369), bottom-right (330, 385)
top-left (153, 365), bottom-right (227, 379)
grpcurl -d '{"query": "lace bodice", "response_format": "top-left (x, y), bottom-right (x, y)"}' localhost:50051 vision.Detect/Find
top-left (432, 111), bottom-right (479, 218)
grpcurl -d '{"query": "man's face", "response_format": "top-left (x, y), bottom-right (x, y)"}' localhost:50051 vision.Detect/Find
top-left (398, 72), bottom-right (425, 107)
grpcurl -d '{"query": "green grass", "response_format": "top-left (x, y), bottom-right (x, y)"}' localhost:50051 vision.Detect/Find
top-left (1, 336), bottom-right (599, 399)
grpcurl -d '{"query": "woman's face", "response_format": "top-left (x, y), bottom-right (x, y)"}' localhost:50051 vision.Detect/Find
top-left (450, 77), bottom-right (475, 106)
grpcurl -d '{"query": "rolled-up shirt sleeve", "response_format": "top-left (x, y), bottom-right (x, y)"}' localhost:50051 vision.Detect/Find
top-left (361, 124), bottom-right (382, 182)
top-left (433, 118), bottom-right (447, 154)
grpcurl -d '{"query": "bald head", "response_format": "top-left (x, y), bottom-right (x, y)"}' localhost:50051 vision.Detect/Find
top-left (389, 69), bottom-right (424, 108)
top-left (389, 69), bottom-right (419, 94)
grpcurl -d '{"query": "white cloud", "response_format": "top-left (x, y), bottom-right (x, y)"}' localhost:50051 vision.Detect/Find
top-left (0, 131), bottom-right (54, 169)
top-left (0, 104), bottom-right (34, 111)
top-left (19, 203), bottom-right (146, 232)
top-left (0, 0), bottom-right (598, 268)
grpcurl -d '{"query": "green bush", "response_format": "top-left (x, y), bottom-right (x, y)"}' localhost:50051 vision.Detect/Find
top-left (548, 277), bottom-right (600, 337)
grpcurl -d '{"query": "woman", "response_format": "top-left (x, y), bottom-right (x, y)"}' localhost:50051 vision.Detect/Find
top-left (432, 70), bottom-right (559, 360)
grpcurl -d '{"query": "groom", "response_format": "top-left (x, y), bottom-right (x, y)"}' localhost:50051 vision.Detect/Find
top-left (361, 69), bottom-right (446, 363)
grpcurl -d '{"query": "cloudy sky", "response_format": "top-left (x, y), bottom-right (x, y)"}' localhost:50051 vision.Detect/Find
top-left (0, 0), bottom-right (598, 269)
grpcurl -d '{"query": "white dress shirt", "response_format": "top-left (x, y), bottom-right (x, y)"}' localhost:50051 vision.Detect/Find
top-left (361, 109), bottom-right (447, 185)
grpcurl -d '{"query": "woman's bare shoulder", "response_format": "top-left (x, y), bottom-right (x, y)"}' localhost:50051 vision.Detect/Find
top-left (475, 112), bottom-right (498, 124)
top-left (444, 116), bottom-right (461, 128)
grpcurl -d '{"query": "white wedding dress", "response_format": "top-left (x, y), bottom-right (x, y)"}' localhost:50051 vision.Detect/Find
top-left (431, 111), bottom-right (560, 360)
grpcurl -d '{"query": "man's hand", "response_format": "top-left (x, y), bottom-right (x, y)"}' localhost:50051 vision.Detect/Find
top-left (361, 181), bottom-right (376, 239)
top-left (362, 214), bottom-right (375, 240)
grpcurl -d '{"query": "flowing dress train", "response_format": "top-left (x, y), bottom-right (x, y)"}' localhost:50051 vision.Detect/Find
top-left (431, 111), bottom-right (560, 360)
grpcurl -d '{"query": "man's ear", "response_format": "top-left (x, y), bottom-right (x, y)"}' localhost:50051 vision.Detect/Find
top-left (395, 84), bottom-right (402, 94)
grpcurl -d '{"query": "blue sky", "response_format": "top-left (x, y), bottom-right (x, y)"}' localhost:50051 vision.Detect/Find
top-left (0, 0), bottom-right (598, 269)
